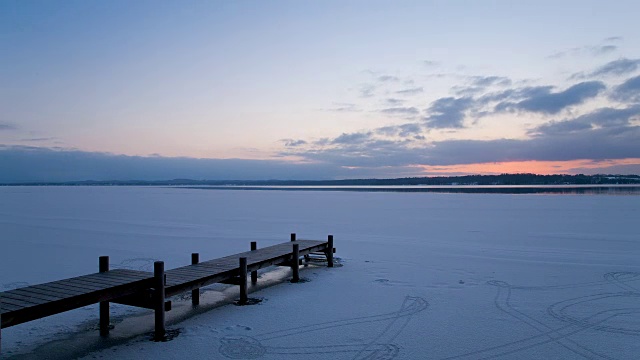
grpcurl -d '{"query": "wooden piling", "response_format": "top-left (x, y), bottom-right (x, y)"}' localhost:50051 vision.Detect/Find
top-left (99, 256), bottom-right (110, 336)
top-left (154, 261), bottom-right (166, 341)
top-left (292, 243), bottom-right (300, 282)
top-left (327, 235), bottom-right (334, 268)
top-left (290, 233), bottom-right (296, 242)
top-left (191, 253), bottom-right (200, 306)
top-left (250, 242), bottom-right (258, 284)
top-left (239, 257), bottom-right (248, 304)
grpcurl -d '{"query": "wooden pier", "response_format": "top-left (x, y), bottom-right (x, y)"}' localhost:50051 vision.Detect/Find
top-left (0, 234), bottom-right (335, 352)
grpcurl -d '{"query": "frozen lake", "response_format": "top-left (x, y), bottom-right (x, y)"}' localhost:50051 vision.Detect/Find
top-left (1, 186), bottom-right (639, 359)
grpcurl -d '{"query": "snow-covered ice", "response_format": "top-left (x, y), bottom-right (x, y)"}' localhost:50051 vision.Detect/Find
top-left (1, 186), bottom-right (639, 359)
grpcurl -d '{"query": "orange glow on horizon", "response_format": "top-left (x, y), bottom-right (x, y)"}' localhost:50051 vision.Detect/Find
top-left (416, 158), bottom-right (640, 176)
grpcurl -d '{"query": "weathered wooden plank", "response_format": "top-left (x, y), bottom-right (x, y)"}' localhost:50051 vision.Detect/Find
top-left (49, 274), bottom-right (117, 288)
top-left (6, 286), bottom-right (75, 301)
top-left (39, 270), bottom-right (149, 290)
top-left (105, 270), bottom-right (153, 280)
top-left (73, 273), bottom-right (141, 286)
top-left (199, 258), bottom-right (239, 267)
top-left (164, 272), bottom-right (201, 283)
top-left (29, 283), bottom-right (89, 297)
top-left (166, 269), bottom-right (210, 278)
top-left (1, 300), bottom-right (24, 312)
top-left (48, 279), bottom-right (109, 291)
top-left (0, 295), bottom-right (35, 309)
top-left (168, 265), bottom-right (226, 275)
top-left (40, 281), bottom-right (108, 294)
top-left (5, 289), bottom-right (65, 302)
top-left (65, 272), bottom-right (151, 288)
top-left (58, 278), bottom-right (122, 289)
top-left (2, 279), bottom-right (153, 328)
top-left (166, 274), bottom-right (217, 285)
top-left (186, 263), bottom-right (237, 274)
top-left (109, 269), bottom-right (152, 277)
top-left (165, 269), bottom-right (216, 280)
top-left (167, 268), bottom-right (228, 279)
top-left (177, 267), bottom-right (232, 278)
top-left (181, 263), bottom-right (237, 272)
top-left (98, 271), bottom-right (152, 282)
top-left (1, 293), bottom-right (43, 306)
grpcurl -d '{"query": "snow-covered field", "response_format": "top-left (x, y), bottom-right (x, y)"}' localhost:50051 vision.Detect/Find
top-left (1, 186), bottom-right (639, 359)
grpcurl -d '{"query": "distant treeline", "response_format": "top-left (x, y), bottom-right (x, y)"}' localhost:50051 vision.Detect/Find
top-left (3, 173), bottom-right (640, 186)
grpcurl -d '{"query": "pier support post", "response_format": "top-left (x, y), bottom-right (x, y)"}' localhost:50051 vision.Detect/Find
top-left (154, 261), bottom-right (166, 341)
top-left (99, 256), bottom-right (110, 336)
top-left (239, 257), bottom-right (248, 305)
top-left (250, 242), bottom-right (258, 284)
top-left (191, 253), bottom-right (200, 306)
top-left (290, 233), bottom-right (296, 242)
top-left (292, 243), bottom-right (300, 282)
top-left (327, 235), bottom-right (334, 268)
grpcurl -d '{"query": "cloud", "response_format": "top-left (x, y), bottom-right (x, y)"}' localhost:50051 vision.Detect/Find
top-left (532, 120), bottom-right (593, 135)
top-left (283, 97), bottom-right (640, 170)
top-left (590, 58), bottom-right (640, 77)
top-left (423, 60), bottom-right (439, 67)
top-left (470, 76), bottom-right (512, 87)
top-left (0, 145), bottom-right (359, 182)
top-left (377, 75), bottom-right (400, 82)
top-left (286, 122), bottom-right (640, 169)
top-left (453, 76), bottom-right (513, 96)
top-left (397, 123), bottom-right (423, 137)
top-left (281, 139), bottom-right (308, 147)
top-left (376, 123), bottom-right (423, 138)
top-left (530, 105), bottom-right (640, 136)
top-left (395, 87), bottom-right (423, 95)
top-left (604, 36), bottom-right (623, 42)
top-left (610, 75), bottom-right (640, 102)
top-left (19, 137), bottom-right (60, 143)
top-left (548, 45), bottom-right (617, 59)
top-left (424, 97), bottom-right (474, 128)
top-left (331, 132), bottom-right (372, 145)
top-left (385, 98), bottom-right (405, 105)
top-left (495, 81), bottom-right (605, 114)
top-left (0, 123), bottom-right (16, 130)
top-left (359, 84), bottom-right (376, 98)
top-left (428, 126), bottom-right (640, 165)
top-left (326, 103), bottom-right (360, 112)
top-left (571, 106), bottom-right (640, 127)
top-left (379, 107), bottom-right (420, 116)
top-left (593, 45), bottom-right (618, 55)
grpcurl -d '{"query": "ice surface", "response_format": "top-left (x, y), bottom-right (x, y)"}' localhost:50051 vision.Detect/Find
top-left (1, 186), bottom-right (639, 359)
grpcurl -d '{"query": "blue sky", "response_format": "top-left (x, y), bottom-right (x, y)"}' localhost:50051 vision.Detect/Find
top-left (1, 0), bottom-right (639, 182)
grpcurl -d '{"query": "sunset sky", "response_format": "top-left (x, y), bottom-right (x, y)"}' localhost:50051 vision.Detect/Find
top-left (1, 0), bottom-right (639, 182)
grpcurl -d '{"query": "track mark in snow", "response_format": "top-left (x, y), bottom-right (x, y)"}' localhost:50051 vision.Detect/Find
top-left (441, 273), bottom-right (640, 360)
top-left (218, 296), bottom-right (428, 359)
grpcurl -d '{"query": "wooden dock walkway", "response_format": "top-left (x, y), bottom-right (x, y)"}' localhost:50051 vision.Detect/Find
top-left (0, 234), bottom-right (335, 352)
